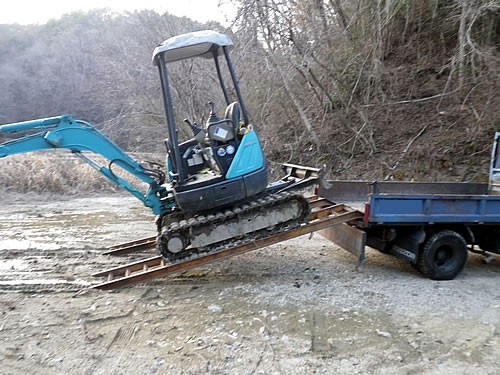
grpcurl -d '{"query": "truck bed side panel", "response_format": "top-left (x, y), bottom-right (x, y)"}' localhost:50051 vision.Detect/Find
top-left (370, 195), bottom-right (500, 224)
top-left (320, 181), bottom-right (500, 224)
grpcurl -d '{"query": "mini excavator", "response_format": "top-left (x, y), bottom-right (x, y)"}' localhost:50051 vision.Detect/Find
top-left (0, 30), bottom-right (322, 263)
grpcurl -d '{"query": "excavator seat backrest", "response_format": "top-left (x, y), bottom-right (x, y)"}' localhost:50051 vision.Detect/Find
top-left (207, 121), bottom-right (234, 143)
top-left (206, 102), bottom-right (241, 144)
top-left (224, 102), bottom-right (241, 135)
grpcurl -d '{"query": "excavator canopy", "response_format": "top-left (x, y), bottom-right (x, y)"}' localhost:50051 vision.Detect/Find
top-left (152, 30), bottom-right (234, 65)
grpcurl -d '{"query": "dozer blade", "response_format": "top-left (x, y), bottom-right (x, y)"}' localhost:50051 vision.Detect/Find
top-left (279, 163), bottom-right (331, 192)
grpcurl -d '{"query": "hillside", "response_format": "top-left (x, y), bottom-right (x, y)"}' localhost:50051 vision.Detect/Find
top-left (0, 1), bottom-right (499, 187)
top-left (234, 0), bottom-right (500, 182)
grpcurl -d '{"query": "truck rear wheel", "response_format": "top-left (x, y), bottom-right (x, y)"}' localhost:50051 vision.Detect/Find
top-left (416, 230), bottom-right (468, 280)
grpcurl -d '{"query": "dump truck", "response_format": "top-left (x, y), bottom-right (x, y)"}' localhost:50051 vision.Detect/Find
top-left (319, 135), bottom-right (500, 280)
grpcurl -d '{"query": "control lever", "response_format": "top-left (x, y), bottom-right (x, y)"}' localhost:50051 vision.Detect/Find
top-left (184, 118), bottom-right (206, 143)
top-left (207, 101), bottom-right (219, 125)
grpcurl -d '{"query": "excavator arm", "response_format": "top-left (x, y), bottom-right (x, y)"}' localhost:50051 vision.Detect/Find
top-left (0, 115), bottom-right (174, 215)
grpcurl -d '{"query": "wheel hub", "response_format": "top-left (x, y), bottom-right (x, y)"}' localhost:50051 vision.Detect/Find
top-left (167, 235), bottom-right (185, 253)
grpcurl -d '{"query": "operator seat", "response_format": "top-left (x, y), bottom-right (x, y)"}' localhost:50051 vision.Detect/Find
top-left (224, 102), bottom-right (241, 140)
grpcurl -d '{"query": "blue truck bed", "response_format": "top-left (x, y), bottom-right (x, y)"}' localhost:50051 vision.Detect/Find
top-left (320, 181), bottom-right (500, 224)
top-left (318, 181), bottom-right (500, 280)
top-left (368, 193), bottom-right (500, 224)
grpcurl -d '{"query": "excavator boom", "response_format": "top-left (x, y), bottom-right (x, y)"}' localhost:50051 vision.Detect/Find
top-left (0, 115), bottom-right (173, 215)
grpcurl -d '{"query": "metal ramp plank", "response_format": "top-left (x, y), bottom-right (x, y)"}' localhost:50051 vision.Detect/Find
top-left (92, 200), bottom-right (362, 290)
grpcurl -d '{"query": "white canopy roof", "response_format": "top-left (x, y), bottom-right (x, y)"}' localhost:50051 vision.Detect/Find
top-left (152, 30), bottom-right (234, 65)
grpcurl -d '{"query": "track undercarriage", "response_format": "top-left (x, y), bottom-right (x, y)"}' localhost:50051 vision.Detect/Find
top-left (157, 192), bottom-right (310, 262)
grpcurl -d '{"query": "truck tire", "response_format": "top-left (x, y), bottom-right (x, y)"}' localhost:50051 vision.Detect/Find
top-left (416, 230), bottom-right (468, 280)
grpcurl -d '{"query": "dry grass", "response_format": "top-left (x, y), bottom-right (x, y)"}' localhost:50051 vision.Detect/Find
top-left (0, 151), bottom-right (163, 195)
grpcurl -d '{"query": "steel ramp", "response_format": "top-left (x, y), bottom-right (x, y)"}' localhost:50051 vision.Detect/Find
top-left (103, 236), bottom-right (156, 256)
top-left (93, 197), bottom-right (363, 290)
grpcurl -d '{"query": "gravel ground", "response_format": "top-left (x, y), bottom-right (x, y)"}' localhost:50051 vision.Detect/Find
top-left (0, 194), bottom-right (499, 374)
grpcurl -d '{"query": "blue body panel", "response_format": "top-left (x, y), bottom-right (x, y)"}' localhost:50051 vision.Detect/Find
top-left (226, 130), bottom-right (264, 179)
top-left (368, 193), bottom-right (500, 224)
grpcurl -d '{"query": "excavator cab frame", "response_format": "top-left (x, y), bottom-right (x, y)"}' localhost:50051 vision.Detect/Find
top-left (152, 30), bottom-right (268, 213)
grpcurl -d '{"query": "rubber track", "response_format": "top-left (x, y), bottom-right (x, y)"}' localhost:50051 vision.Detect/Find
top-left (159, 191), bottom-right (309, 261)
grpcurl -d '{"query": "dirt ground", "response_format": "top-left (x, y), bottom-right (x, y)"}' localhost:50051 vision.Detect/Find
top-left (0, 193), bottom-right (499, 374)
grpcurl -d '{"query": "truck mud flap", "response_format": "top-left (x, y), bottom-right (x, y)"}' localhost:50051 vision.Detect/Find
top-left (318, 223), bottom-right (366, 269)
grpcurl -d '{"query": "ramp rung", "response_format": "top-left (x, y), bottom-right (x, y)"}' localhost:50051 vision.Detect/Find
top-left (103, 236), bottom-right (156, 256)
top-left (92, 255), bottom-right (164, 278)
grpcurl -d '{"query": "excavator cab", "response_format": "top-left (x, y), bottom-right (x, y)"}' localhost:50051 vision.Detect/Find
top-left (152, 30), bottom-right (268, 213)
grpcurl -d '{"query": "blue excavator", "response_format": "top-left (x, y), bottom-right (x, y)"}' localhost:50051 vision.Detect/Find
top-left (0, 30), bottom-right (320, 261)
